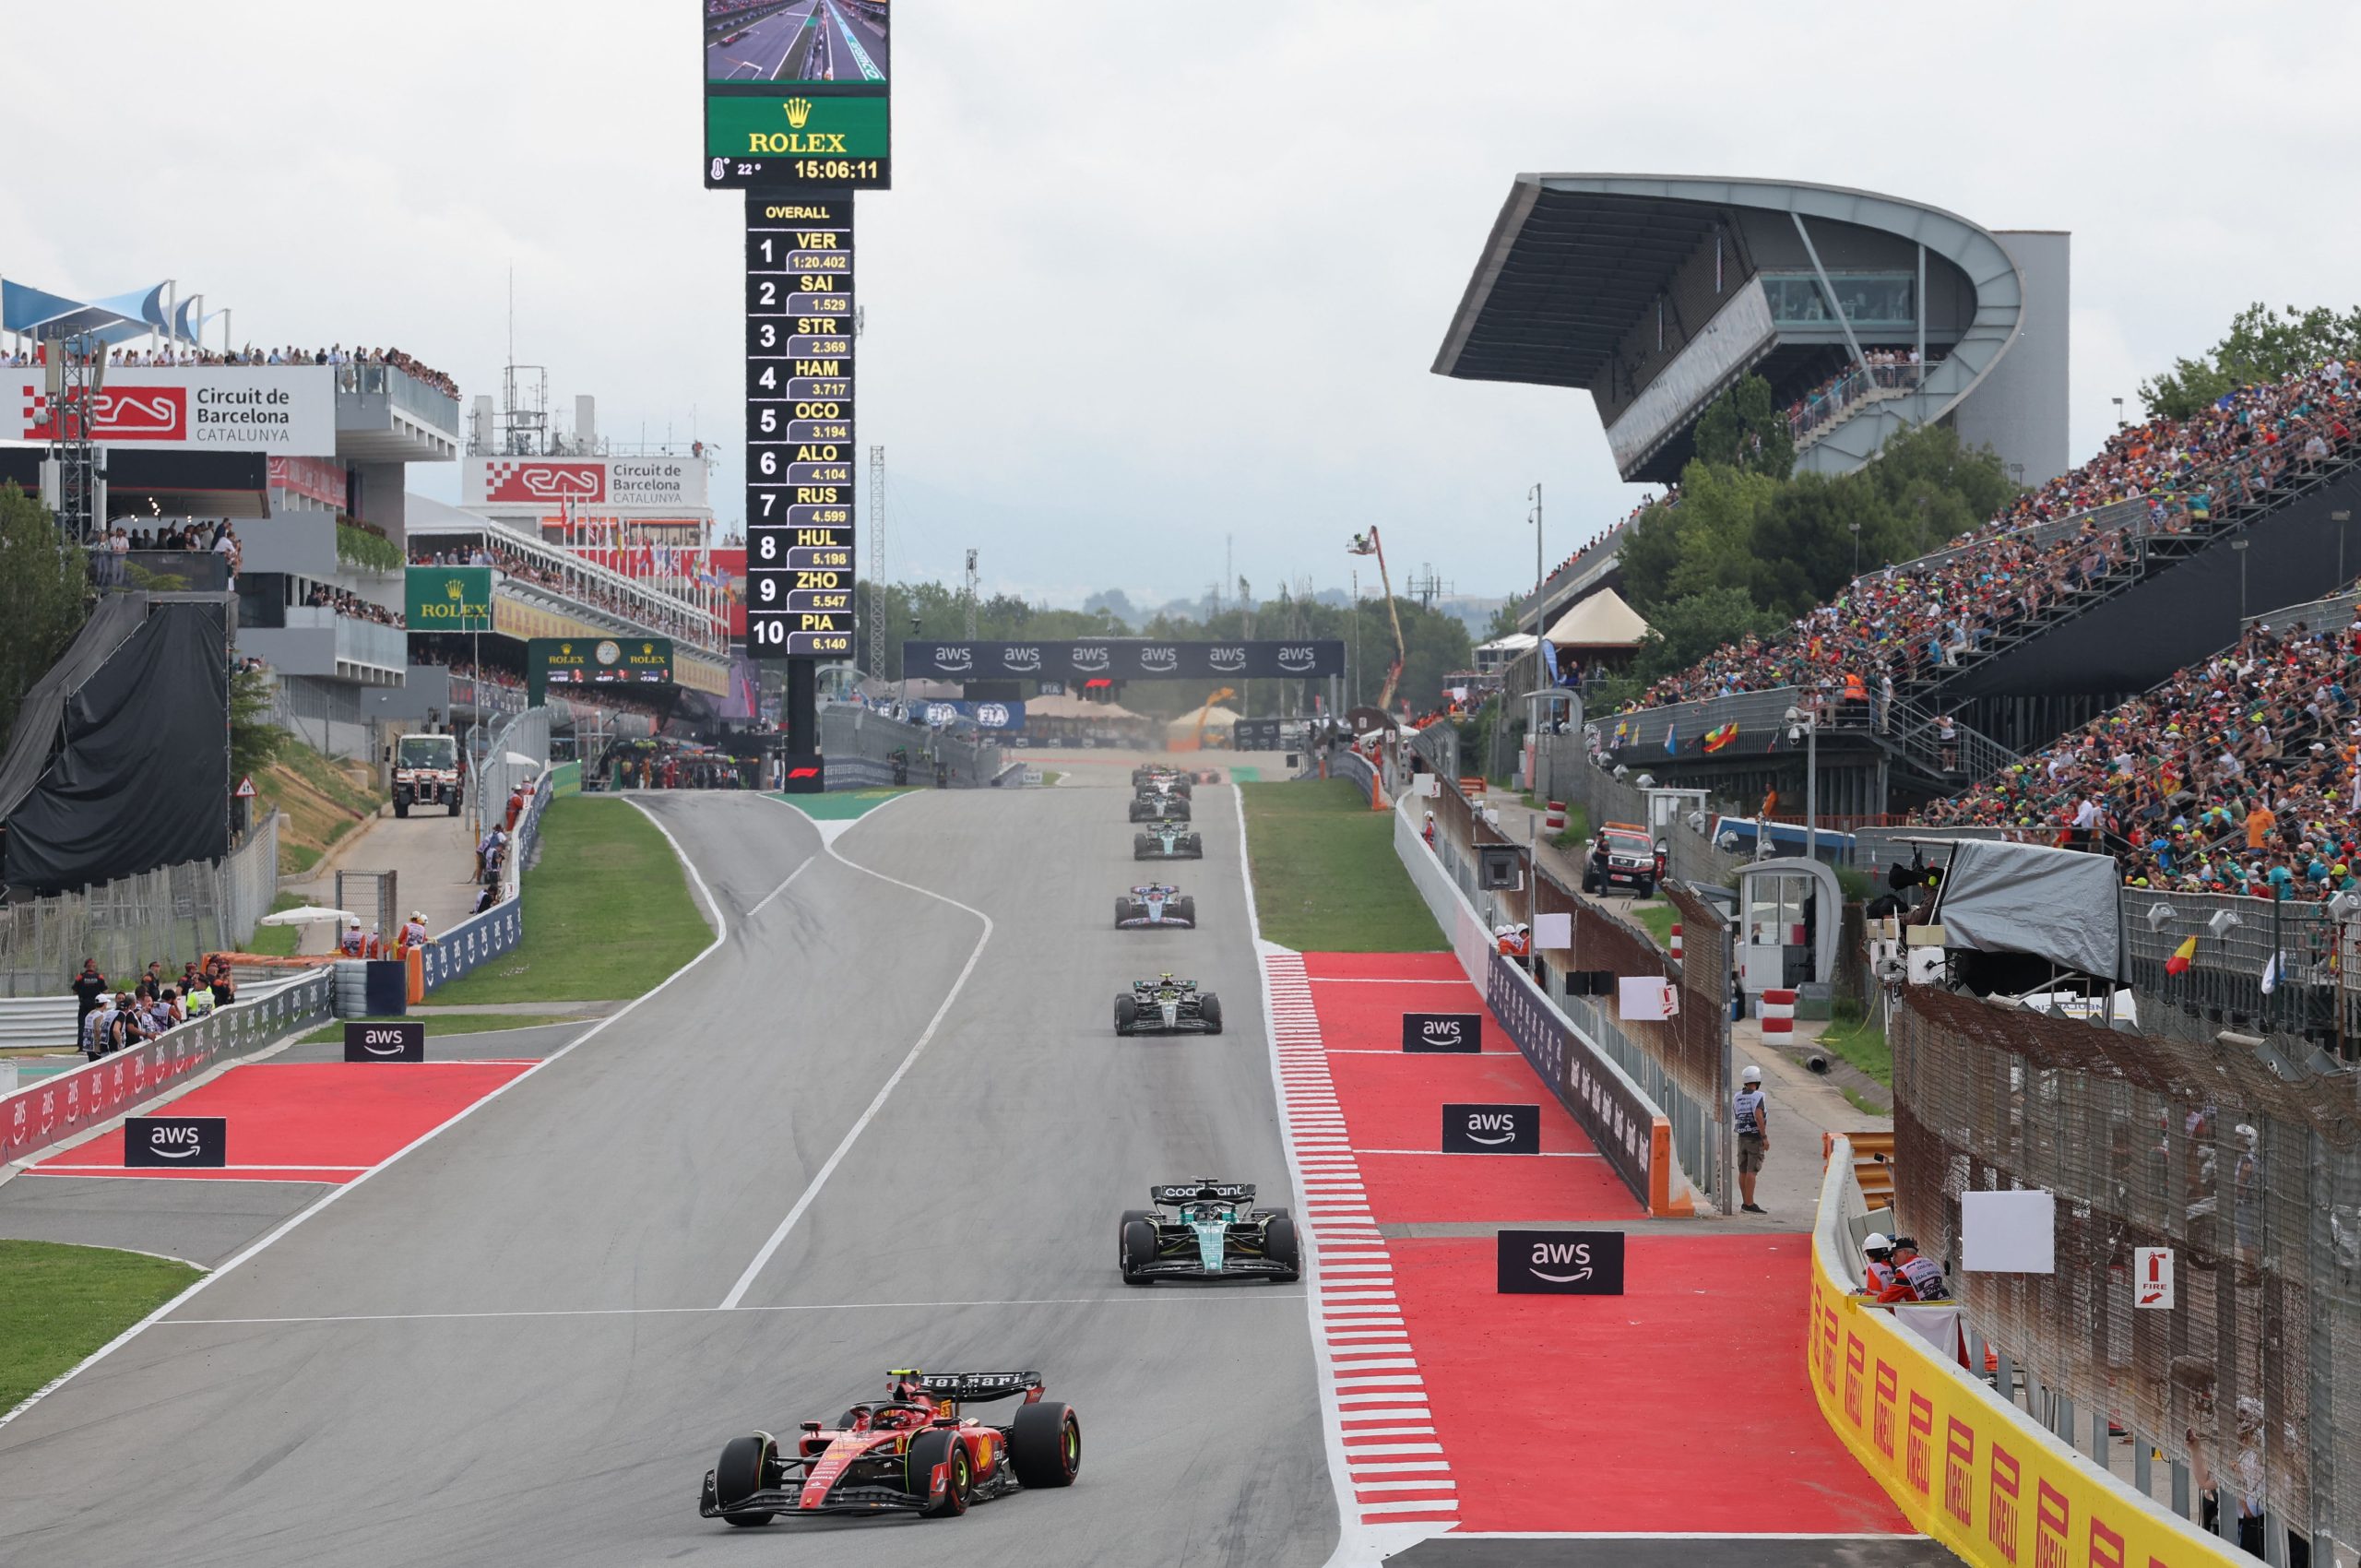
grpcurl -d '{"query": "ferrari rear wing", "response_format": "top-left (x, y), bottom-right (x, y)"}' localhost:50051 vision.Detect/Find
top-left (917, 1371), bottom-right (1042, 1402)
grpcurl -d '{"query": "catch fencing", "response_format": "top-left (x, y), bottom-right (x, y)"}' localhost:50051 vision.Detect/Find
top-left (469, 707), bottom-right (552, 839)
top-left (1889, 985), bottom-right (2361, 1558)
top-left (0, 812), bottom-right (282, 998)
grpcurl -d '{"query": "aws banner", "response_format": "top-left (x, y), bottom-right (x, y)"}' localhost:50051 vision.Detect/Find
top-left (902, 640), bottom-right (1344, 682)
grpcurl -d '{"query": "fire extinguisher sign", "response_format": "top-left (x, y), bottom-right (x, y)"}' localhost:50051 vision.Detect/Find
top-left (2134, 1246), bottom-right (2175, 1309)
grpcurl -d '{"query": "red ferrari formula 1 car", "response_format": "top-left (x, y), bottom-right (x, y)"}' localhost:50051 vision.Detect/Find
top-left (700, 1369), bottom-right (1080, 1525)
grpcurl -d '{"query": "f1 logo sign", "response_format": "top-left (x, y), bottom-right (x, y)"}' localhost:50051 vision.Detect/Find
top-left (1402, 1012), bottom-right (1481, 1052)
top-left (1442, 1103), bottom-right (1540, 1154)
top-left (1497, 1229), bottom-right (1625, 1294)
top-left (780, 754), bottom-right (825, 795)
top-left (344, 1021), bottom-right (426, 1063)
top-left (125, 1116), bottom-right (227, 1169)
top-left (2134, 1247), bottom-right (2175, 1309)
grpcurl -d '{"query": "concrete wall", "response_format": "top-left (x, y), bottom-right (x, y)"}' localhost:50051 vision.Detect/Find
top-left (1952, 230), bottom-right (2070, 488)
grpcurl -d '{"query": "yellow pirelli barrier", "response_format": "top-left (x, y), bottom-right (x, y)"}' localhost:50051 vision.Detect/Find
top-left (1809, 1139), bottom-right (2244, 1568)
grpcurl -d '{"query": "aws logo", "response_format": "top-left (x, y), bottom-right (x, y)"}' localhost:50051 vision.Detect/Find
top-left (1463, 1112), bottom-right (1518, 1145)
top-left (126, 1116), bottom-right (225, 1168)
top-left (1497, 1229), bottom-right (1624, 1294)
top-left (1209, 646), bottom-right (1247, 671)
top-left (1141, 647), bottom-right (1179, 672)
top-left (999, 647), bottom-right (1042, 672)
top-left (1276, 645), bottom-right (1319, 672)
top-left (1070, 646), bottom-right (1111, 671)
top-left (933, 647), bottom-right (973, 672)
top-left (1527, 1240), bottom-right (1592, 1282)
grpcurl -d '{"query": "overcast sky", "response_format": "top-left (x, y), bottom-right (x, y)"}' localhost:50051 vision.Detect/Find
top-left (7, 2), bottom-right (2359, 611)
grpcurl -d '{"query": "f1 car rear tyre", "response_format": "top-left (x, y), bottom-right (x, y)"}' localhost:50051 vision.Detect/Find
top-left (1187, 836), bottom-right (1204, 856)
top-left (1265, 1215), bottom-right (1300, 1282)
top-left (1174, 897), bottom-right (1196, 925)
top-left (1133, 835), bottom-right (1150, 859)
top-left (1120, 1218), bottom-right (1156, 1284)
top-left (715, 1432), bottom-right (777, 1526)
top-left (1010, 1401), bottom-right (1082, 1488)
top-left (1114, 994), bottom-right (1138, 1033)
top-left (908, 1431), bottom-right (970, 1516)
top-left (1199, 993), bottom-right (1224, 1034)
top-left (1115, 898), bottom-right (1135, 927)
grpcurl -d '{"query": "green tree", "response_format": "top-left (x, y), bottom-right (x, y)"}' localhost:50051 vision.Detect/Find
top-left (1626, 587), bottom-right (1787, 684)
top-left (1691, 373), bottom-right (1795, 480)
top-left (2140, 303), bottom-right (2361, 420)
top-left (0, 483), bottom-right (89, 740)
top-left (229, 666), bottom-right (290, 783)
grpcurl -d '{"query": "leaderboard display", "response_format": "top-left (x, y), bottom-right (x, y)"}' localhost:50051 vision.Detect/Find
top-left (704, 0), bottom-right (892, 190)
top-left (744, 193), bottom-right (856, 659)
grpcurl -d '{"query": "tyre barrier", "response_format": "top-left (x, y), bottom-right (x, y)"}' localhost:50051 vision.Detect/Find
top-left (1543, 800), bottom-right (1565, 832)
top-left (1761, 987), bottom-right (1796, 1039)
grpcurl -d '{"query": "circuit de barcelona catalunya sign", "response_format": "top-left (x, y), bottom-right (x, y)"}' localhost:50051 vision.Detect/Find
top-left (902, 640), bottom-right (1345, 682)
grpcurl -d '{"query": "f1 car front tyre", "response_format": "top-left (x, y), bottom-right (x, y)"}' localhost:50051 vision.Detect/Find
top-left (908, 1431), bottom-right (971, 1516)
top-left (1186, 836), bottom-right (1204, 856)
top-left (1265, 1215), bottom-right (1300, 1282)
top-left (714, 1432), bottom-right (778, 1526)
top-left (1174, 896), bottom-right (1196, 925)
top-left (1133, 835), bottom-right (1150, 859)
top-left (1115, 898), bottom-right (1136, 927)
top-left (1120, 1217), bottom-right (1156, 1284)
top-left (1010, 1401), bottom-right (1082, 1488)
top-left (1114, 994), bottom-right (1139, 1033)
top-left (1199, 993), bottom-right (1224, 1034)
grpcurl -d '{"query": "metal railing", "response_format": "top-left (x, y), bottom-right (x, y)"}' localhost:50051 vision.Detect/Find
top-left (1787, 359), bottom-right (1935, 447)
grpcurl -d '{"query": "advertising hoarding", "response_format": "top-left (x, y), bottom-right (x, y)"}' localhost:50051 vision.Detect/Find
top-left (3, 367), bottom-right (335, 453)
top-left (902, 641), bottom-right (1347, 682)
top-left (405, 566), bottom-right (494, 632)
top-left (704, 0), bottom-right (892, 191)
top-left (463, 457), bottom-right (710, 511)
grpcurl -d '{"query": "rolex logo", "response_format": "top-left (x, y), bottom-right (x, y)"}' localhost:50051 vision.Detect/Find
top-left (446, 581), bottom-right (464, 600)
top-left (784, 98), bottom-right (813, 129)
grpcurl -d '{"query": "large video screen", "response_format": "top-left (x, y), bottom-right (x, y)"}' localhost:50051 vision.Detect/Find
top-left (706, 0), bottom-right (888, 85)
top-left (704, 0), bottom-right (891, 190)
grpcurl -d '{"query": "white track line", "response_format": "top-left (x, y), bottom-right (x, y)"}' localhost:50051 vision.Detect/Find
top-left (161, 1291), bottom-right (1307, 1327)
top-left (0, 796), bottom-right (788, 1434)
top-left (718, 798), bottom-right (994, 1309)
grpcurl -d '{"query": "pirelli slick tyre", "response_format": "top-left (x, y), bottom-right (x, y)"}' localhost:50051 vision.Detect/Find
top-left (1199, 993), bottom-right (1224, 1034)
top-left (1133, 835), bottom-right (1151, 859)
top-left (1186, 835), bottom-right (1204, 857)
top-left (1010, 1401), bottom-right (1082, 1488)
top-left (907, 1431), bottom-right (971, 1517)
top-left (1264, 1215), bottom-right (1300, 1282)
top-left (714, 1432), bottom-right (777, 1526)
top-left (1173, 896), bottom-right (1197, 925)
top-left (1114, 994), bottom-right (1139, 1033)
top-left (1118, 1209), bottom-right (1155, 1265)
top-left (1120, 1217), bottom-right (1157, 1284)
top-left (1115, 898), bottom-right (1136, 927)
top-left (1171, 778), bottom-right (1192, 798)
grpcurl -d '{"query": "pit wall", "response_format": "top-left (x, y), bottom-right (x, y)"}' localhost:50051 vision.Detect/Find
top-left (1809, 1138), bottom-right (2245, 1568)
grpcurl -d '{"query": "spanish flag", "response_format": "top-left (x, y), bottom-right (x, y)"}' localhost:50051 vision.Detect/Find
top-left (1703, 722), bottom-right (1738, 754)
top-left (2165, 935), bottom-right (2197, 976)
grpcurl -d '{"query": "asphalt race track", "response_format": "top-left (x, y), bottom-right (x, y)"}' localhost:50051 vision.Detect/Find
top-left (0, 779), bottom-right (1335, 1568)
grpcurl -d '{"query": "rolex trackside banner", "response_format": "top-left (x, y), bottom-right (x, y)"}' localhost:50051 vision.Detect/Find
top-left (902, 641), bottom-right (1344, 682)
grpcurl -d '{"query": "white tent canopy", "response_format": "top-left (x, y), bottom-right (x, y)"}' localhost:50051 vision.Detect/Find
top-left (1542, 588), bottom-right (1651, 649)
top-left (1167, 703), bottom-right (1242, 738)
top-left (1476, 632), bottom-right (1538, 656)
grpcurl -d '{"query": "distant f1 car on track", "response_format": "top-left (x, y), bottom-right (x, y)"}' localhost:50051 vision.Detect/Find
top-left (1129, 791), bottom-right (1191, 823)
top-left (701, 1369), bottom-right (1080, 1526)
top-left (1134, 824), bottom-right (1204, 860)
top-left (1115, 973), bottom-right (1222, 1035)
top-left (1120, 1180), bottom-right (1298, 1285)
top-left (1131, 766), bottom-right (1192, 795)
top-left (1115, 884), bottom-right (1196, 929)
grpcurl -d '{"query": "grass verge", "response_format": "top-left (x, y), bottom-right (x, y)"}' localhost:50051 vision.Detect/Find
top-left (244, 891), bottom-right (311, 957)
top-left (1822, 1002), bottom-right (1892, 1087)
top-left (1631, 902), bottom-right (1676, 950)
top-left (1240, 781), bottom-right (1444, 953)
top-left (298, 1013), bottom-right (572, 1045)
top-left (424, 798), bottom-right (711, 1004)
top-left (0, 1241), bottom-right (201, 1416)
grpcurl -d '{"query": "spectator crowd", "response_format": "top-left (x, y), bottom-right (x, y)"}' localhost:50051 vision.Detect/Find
top-left (1918, 605), bottom-right (2361, 904)
top-left (1628, 358), bottom-right (2361, 714)
top-left (73, 956), bottom-right (241, 1059)
top-left (306, 583), bottom-right (404, 627)
top-left (2, 342), bottom-right (459, 398)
